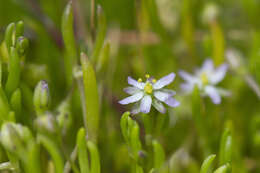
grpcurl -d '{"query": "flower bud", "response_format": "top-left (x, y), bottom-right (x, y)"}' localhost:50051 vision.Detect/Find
top-left (35, 113), bottom-right (58, 135)
top-left (56, 100), bottom-right (72, 134)
top-left (0, 122), bottom-right (33, 153)
top-left (202, 3), bottom-right (219, 24)
top-left (33, 80), bottom-right (50, 115)
top-left (16, 36), bottom-right (29, 57)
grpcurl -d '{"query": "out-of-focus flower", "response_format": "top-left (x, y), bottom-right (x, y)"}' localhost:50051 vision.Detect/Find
top-left (202, 3), bottom-right (219, 24)
top-left (179, 59), bottom-right (229, 104)
top-left (119, 73), bottom-right (179, 114)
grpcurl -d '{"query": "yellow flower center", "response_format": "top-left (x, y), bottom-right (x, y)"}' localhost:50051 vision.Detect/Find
top-left (200, 72), bottom-right (209, 85)
top-left (138, 78), bottom-right (143, 83)
top-left (144, 82), bottom-right (153, 94)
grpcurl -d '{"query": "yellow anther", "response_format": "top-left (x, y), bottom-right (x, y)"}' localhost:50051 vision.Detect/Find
top-left (144, 82), bottom-right (153, 94)
top-left (200, 72), bottom-right (209, 85)
top-left (145, 74), bottom-right (150, 79)
top-left (138, 78), bottom-right (143, 83)
top-left (152, 79), bottom-right (157, 83)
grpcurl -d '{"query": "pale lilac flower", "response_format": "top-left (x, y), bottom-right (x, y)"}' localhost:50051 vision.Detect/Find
top-left (179, 59), bottom-right (229, 104)
top-left (119, 73), bottom-right (180, 114)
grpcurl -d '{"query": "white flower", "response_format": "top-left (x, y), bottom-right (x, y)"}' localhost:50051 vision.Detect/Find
top-left (179, 59), bottom-right (229, 104)
top-left (119, 73), bottom-right (180, 114)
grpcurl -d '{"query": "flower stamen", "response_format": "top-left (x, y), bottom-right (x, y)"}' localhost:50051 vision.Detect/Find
top-left (200, 72), bottom-right (209, 85)
top-left (144, 82), bottom-right (153, 94)
top-left (145, 74), bottom-right (150, 79)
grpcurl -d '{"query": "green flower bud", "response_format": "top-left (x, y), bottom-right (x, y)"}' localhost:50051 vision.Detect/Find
top-left (0, 123), bottom-right (33, 153)
top-left (15, 21), bottom-right (24, 38)
top-left (33, 80), bottom-right (50, 115)
top-left (16, 36), bottom-right (29, 57)
top-left (56, 100), bottom-right (72, 134)
top-left (35, 113), bottom-right (58, 135)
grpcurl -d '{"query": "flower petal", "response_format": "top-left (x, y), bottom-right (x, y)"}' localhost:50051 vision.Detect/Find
top-left (128, 76), bottom-right (145, 89)
top-left (210, 64), bottom-right (228, 84)
top-left (152, 99), bottom-right (166, 114)
top-left (179, 70), bottom-right (196, 83)
top-left (140, 95), bottom-right (152, 114)
top-left (123, 87), bottom-right (140, 95)
top-left (160, 89), bottom-right (176, 96)
top-left (205, 86), bottom-right (221, 104)
top-left (164, 97), bottom-right (180, 107)
top-left (153, 73), bottom-right (176, 89)
top-left (154, 91), bottom-right (172, 102)
top-left (201, 59), bottom-right (214, 72)
top-left (118, 92), bottom-right (144, 105)
top-left (180, 83), bottom-right (194, 93)
top-left (131, 102), bottom-right (141, 114)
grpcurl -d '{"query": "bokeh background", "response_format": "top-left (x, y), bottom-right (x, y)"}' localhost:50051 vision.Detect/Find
top-left (0, 0), bottom-right (260, 172)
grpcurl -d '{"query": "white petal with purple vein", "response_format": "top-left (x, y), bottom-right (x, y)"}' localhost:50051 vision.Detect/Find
top-left (205, 86), bottom-right (221, 104)
top-left (118, 92), bottom-right (144, 105)
top-left (179, 70), bottom-right (196, 83)
top-left (153, 73), bottom-right (176, 89)
top-left (210, 64), bottom-right (228, 84)
top-left (154, 91), bottom-right (172, 102)
top-left (124, 87), bottom-right (140, 95)
top-left (180, 83), bottom-right (194, 93)
top-left (201, 59), bottom-right (214, 72)
top-left (131, 102), bottom-right (141, 114)
top-left (152, 99), bottom-right (166, 114)
top-left (160, 89), bottom-right (176, 96)
top-left (140, 95), bottom-right (152, 113)
top-left (128, 76), bottom-right (145, 89)
top-left (164, 97), bottom-right (180, 107)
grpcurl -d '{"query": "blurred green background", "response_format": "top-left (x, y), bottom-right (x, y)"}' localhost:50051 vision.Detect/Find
top-left (0, 0), bottom-right (260, 172)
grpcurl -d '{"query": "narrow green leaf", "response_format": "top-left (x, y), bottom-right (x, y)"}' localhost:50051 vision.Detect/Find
top-left (5, 47), bottom-right (20, 97)
top-left (130, 123), bottom-right (142, 159)
top-left (96, 42), bottom-right (110, 73)
top-left (15, 21), bottom-right (24, 39)
top-left (213, 164), bottom-right (231, 173)
top-left (120, 112), bottom-right (131, 143)
top-left (62, 1), bottom-right (77, 86)
top-left (4, 23), bottom-right (15, 53)
top-left (87, 141), bottom-right (100, 173)
top-left (80, 52), bottom-right (100, 141)
top-left (10, 88), bottom-right (22, 116)
top-left (38, 135), bottom-right (64, 173)
top-left (91, 5), bottom-right (107, 64)
top-left (26, 144), bottom-right (42, 173)
top-left (77, 128), bottom-right (90, 173)
top-left (219, 122), bottom-right (233, 165)
top-left (0, 87), bottom-right (10, 122)
top-left (200, 154), bottom-right (216, 173)
top-left (211, 22), bottom-right (225, 66)
top-left (152, 140), bottom-right (165, 169)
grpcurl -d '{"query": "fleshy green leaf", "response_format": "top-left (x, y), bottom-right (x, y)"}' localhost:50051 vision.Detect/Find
top-left (152, 140), bottom-right (165, 169)
top-left (200, 154), bottom-right (216, 173)
top-left (80, 52), bottom-right (100, 141)
top-left (62, 1), bottom-right (77, 86)
top-left (87, 141), bottom-right (100, 173)
top-left (77, 128), bottom-right (90, 173)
